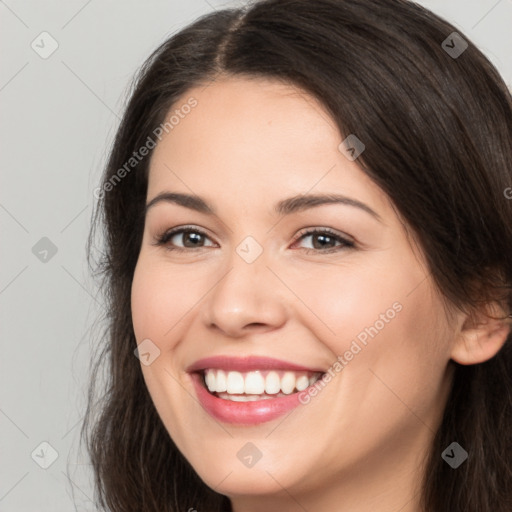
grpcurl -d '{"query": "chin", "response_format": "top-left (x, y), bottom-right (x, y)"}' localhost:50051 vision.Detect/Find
top-left (190, 454), bottom-right (305, 497)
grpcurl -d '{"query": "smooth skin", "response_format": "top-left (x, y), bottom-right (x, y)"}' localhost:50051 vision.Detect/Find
top-left (131, 76), bottom-right (510, 512)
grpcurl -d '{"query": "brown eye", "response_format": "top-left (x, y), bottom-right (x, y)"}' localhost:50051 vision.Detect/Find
top-left (154, 226), bottom-right (216, 252)
top-left (176, 230), bottom-right (206, 248)
top-left (294, 228), bottom-right (355, 253)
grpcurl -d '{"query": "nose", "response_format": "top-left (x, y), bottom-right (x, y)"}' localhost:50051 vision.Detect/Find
top-left (201, 247), bottom-right (288, 338)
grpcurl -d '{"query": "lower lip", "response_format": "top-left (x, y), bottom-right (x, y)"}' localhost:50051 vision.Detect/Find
top-left (190, 372), bottom-right (306, 425)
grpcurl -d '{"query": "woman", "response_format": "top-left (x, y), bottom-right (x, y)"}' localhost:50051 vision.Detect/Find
top-left (82, 0), bottom-right (512, 510)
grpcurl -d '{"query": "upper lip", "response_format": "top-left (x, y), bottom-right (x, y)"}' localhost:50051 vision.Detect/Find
top-left (186, 355), bottom-right (325, 373)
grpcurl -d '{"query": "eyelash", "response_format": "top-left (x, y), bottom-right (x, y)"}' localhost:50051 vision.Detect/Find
top-left (152, 225), bottom-right (355, 254)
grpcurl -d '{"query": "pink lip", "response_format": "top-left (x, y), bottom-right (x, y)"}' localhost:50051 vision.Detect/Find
top-left (187, 355), bottom-right (323, 373)
top-left (187, 356), bottom-right (325, 425)
top-left (190, 372), bottom-right (309, 425)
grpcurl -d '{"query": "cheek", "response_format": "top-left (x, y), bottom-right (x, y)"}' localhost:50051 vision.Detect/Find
top-left (281, 255), bottom-right (420, 351)
top-left (284, 252), bottom-right (449, 400)
top-left (131, 257), bottom-right (195, 346)
top-left (330, 275), bottom-right (452, 427)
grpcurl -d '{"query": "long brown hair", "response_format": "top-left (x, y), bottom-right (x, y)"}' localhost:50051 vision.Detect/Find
top-left (82, 0), bottom-right (512, 510)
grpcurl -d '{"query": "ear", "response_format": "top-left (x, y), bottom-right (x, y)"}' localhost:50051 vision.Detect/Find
top-left (450, 302), bottom-right (511, 365)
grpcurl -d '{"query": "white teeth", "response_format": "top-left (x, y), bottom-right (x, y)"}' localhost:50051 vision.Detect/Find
top-left (217, 392), bottom-right (287, 402)
top-left (215, 369), bottom-right (227, 392)
top-left (296, 375), bottom-right (309, 391)
top-left (222, 394), bottom-right (267, 402)
top-left (244, 371), bottom-right (265, 394)
top-left (281, 372), bottom-right (296, 394)
top-left (226, 371), bottom-right (244, 394)
top-left (205, 370), bottom-right (215, 391)
top-left (203, 369), bottom-right (322, 396)
top-left (265, 371), bottom-right (281, 394)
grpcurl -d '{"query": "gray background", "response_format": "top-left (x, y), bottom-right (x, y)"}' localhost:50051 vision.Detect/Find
top-left (1, 1), bottom-right (511, 510)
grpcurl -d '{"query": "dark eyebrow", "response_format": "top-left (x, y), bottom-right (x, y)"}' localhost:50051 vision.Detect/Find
top-left (275, 193), bottom-right (382, 221)
top-left (146, 192), bottom-right (214, 215)
top-left (145, 192), bottom-right (382, 222)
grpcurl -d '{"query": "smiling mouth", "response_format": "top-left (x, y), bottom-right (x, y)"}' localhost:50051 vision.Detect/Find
top-left (200, 369), bottom-right (324, 402)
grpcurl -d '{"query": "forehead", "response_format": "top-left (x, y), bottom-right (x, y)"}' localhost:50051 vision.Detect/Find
top-left (150, 76), bottom-right (336, 164)
top-left (146, 76), bottom-right (390, 216)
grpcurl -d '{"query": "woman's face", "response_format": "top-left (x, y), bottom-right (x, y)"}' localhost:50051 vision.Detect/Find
top-left (131, 76), bottom-right (458, 506)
